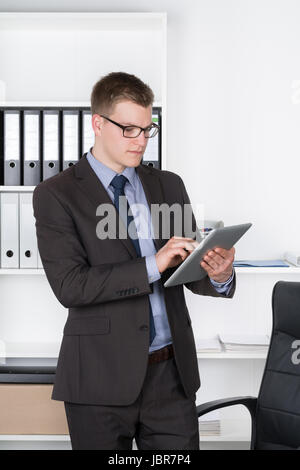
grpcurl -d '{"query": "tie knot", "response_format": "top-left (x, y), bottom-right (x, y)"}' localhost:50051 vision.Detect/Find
top-left (110, 174), bottom-right (128, 191)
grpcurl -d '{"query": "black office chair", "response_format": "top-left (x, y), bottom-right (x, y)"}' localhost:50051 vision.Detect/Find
top-left (197, 281), bottom-right (300, 450)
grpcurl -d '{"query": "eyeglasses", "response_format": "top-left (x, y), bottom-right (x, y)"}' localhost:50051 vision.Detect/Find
top-left (100, 115), bottom-right (159, 138)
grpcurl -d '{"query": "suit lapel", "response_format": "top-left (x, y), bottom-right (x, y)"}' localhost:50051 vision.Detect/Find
top-left (136, 164), bottom-right (166, 252)
top-left (73, 155), bottom-right (136, 258)
top-left (73, 155), bottom-right (165, 257)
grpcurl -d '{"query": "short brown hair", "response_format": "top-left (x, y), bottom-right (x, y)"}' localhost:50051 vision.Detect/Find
top-left (90, 72), bottom-right (154, 115)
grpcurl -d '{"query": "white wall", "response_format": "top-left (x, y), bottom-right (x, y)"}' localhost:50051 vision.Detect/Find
top-left (2, 0), bottom-right (300, 449)
top-left (2, 0), bottom-right (300, 259)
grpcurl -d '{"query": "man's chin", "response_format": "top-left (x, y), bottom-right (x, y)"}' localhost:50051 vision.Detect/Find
top-left (125, 155), bottom-right (143, 167)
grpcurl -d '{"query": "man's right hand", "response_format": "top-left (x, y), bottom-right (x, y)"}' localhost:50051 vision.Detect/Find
top-left (155, 236), bottom-right (199, 274)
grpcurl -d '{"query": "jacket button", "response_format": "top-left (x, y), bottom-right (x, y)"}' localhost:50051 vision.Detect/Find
top-left (140, 325), bottom-right (149, 331)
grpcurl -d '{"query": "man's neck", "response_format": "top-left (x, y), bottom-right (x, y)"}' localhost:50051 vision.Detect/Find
top-left (91, 145), bottom-right (125, 174)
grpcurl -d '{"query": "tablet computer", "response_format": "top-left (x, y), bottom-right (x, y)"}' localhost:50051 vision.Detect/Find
top-left (163, 223), bottom-right (252, 288)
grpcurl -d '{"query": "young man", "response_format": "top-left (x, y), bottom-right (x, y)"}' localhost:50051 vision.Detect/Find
top-left (33, 72), bottom-right (235, 450)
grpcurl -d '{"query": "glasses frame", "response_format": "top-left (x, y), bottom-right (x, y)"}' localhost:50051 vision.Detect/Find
top-left (100, 114), bottom-right (160, 138)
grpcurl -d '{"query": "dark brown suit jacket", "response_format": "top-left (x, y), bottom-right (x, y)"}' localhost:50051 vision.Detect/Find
top-left (33, 154), bottom-right (235, 405)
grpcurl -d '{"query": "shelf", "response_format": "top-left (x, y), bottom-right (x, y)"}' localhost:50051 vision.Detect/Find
top-left (0, 269), bottom-right (44, 275)
top-left (0, 101), bottom-right (162, 108)
top-left (235, 265), bottom-right (300, 274)
top-left (0, 187), bottom-right (36, 192)
top-left (0, 12), bottom-right (166, 32)
top-left (197, 351), bottom-right (267, 359)
top-left (1, 266), bottom-right (300, 275)
top-left (0, 342), bottom-right (60, 358)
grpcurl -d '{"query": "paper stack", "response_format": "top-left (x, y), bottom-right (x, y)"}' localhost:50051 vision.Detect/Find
top-left (195, 337), bottom-right (222, 353)
top-left (284, 252), bottom-right (300, 267)
top-left (218, 334), bottom-right (270, 352)
top-left (199, 410), bottom-right (221, 436)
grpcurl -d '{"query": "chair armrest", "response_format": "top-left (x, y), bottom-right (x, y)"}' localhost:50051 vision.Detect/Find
top-left (197, 396), bottom-right (258, 449)
top-left (197, 396), bottom-right (257, 418)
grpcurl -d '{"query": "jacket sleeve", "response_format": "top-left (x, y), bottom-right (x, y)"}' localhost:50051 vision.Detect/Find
top-left (178, 176), bottom-right (236, 299)
top-left (33, 183), bottom-right (153, 308)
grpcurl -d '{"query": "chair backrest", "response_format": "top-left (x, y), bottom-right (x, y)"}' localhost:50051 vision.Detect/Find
top-left (255, 281), bottom-right (300, 450)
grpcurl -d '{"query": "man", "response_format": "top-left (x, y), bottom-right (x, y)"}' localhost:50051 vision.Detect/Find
top-left (33, 72), bottom-right (235, 450)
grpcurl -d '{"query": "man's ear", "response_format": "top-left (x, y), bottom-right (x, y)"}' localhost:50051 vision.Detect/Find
top-left (92, 114), bottom-right (102, 137)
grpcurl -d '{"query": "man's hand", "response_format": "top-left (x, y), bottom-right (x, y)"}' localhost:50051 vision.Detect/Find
top-left (155, 236), bottom-right (198, 273)
top-left (201, 247), bottom-right (235, 283)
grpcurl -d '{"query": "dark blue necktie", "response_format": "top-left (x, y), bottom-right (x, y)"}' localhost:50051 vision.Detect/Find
top-left (110, 174), bottom-right (156, 345)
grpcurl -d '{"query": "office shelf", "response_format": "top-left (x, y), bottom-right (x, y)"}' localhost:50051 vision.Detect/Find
top-left (0, 101), bottom-right (162, 108)
top-left (1, 266), bottom-right (300, 275)
top-left (196, 351), bottom-right (267, 359)
top-left (234, 266), bottom-right (300, 274)
top-left (0, 186), bottom-right (36, 192)
top-left (0, 269), bottom-right (44, 275)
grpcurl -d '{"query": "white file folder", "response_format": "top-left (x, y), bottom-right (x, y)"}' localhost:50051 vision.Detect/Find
top-left (43, 110), bottom-right (60, 180)
top-left (0, 192), bottom-right (19, 268)
top-left (23, 110), bottom-right (41, 186)
top-left (82, 110), bottom-right (94, 155)
top-left (19, 192), bottom-right (38, 268)
top-left (4, 110), bottom-right (21, 185)
top-left (62, 110), bottom-right (80, 169)
top-left (142, 107), bottom-right (161, 169)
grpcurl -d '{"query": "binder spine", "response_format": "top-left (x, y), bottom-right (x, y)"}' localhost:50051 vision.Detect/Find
top-left (62, 109), bottom-right (80, 169)
top-left (3, 109), bottom-right (21, 186)
top-left (23, 110), bottom-right (42, 186)
top-left (42, 109), bottom-right (60, 181)
top-left (0, 109), bottom-right (4, 185)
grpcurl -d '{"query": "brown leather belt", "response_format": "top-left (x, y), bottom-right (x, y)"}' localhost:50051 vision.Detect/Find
top-left (148, 344), bottom-right (174, 365)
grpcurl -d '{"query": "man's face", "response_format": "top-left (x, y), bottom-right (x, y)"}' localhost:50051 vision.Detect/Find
top-left (93, 100), bottom-right (152, 172)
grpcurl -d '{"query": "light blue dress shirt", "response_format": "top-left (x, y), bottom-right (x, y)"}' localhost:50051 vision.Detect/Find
top-left (86, 150), bottom-right (234, 352)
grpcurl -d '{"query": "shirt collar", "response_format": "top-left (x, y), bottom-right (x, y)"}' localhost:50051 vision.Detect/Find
top-left (86, 148), bottom-right (137, 191)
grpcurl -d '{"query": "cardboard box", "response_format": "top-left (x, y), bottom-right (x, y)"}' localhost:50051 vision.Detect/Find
top-left (0, 384), bottom-right (69, 434)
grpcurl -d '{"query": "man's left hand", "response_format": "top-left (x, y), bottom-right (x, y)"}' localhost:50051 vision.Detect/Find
top-left (201, 247), bottom-right (235, 283)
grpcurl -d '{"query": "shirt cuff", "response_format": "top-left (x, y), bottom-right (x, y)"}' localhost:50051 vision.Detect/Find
top-left (145, 254), bottom-right (161, 284)
top-left (209, 270), bottom-right (234, 295)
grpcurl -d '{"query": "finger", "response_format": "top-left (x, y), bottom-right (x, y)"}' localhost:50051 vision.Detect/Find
top-left (172, 240), bottom-right (196, 251)
top-left (200, 260), bottom-right (214, 275)
top-left (173, 236), bottom-right (196, 241)
top-left (214, 247), bottom-right (235, 259)
top-left (205, 251), bottom-right (226, 266)
top-left (202, 255), bottom-right (219, 271)
top-left (172, 247), bottom-right (190, 261)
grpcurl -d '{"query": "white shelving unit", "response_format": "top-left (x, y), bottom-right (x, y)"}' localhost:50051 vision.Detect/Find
top-left (0, 11), bottom-right (167, 450)
top-left (0, 12), bottom-right (167, 168)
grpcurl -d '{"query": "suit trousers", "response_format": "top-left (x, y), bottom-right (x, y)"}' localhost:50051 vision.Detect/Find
top-left (64, 355), bottom-right (199, 450)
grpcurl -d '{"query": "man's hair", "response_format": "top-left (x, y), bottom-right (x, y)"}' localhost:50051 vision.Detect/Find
top-left (90, 72), bottom-right (154, 116)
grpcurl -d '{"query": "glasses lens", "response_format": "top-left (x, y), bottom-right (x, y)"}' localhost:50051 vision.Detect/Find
top-left (123, 126), bottom-right (140, 138)
top-left (145, 126), bottom-right (159, 138)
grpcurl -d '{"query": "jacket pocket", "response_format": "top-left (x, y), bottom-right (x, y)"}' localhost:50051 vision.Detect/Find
top-left (63, 315), bottom-right (110, 335)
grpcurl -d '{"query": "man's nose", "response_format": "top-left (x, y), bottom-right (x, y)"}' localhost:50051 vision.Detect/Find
top-left (134, 131), bottom-right (147, 146)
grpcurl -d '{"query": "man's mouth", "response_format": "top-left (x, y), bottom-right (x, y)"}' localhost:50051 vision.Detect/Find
top-left (128, 150), bottom-right (143, 155)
